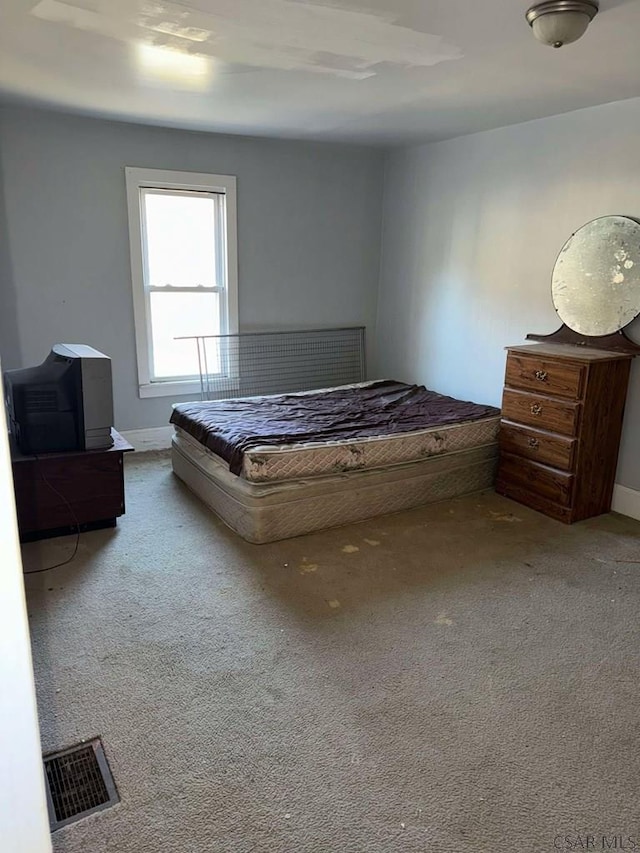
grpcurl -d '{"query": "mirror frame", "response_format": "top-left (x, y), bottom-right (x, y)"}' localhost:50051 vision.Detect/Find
top-left (527, 215), bottom-right (640, 354)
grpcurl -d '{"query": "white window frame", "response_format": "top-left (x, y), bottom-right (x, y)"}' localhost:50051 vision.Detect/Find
top-left (125, 167), bottom-right (239, 398)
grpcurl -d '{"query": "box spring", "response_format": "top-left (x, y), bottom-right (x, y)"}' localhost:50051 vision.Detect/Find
top-left (171, 431), bottom-right (498, 544)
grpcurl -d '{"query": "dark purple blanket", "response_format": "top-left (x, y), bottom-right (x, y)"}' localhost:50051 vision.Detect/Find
top-left (170, 380), bottom-right (500, 476)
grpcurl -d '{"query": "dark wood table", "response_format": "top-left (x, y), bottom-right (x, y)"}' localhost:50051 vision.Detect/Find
top-left (11, 428), bottom-right (134, 542)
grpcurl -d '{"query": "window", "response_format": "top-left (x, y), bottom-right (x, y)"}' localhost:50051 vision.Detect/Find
top-left (125, 168), bottom-right (238, 397)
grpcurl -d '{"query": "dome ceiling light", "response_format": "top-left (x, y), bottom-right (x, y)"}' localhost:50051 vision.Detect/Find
top-left (526, 0), bottom-right (599, 48)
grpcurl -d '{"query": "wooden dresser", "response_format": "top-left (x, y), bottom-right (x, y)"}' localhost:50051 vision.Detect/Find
top-left (495, 343), bottom-right (633, 523)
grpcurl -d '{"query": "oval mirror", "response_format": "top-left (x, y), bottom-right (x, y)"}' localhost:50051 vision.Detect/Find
top-left (552, 215), bottom-right (640, 336)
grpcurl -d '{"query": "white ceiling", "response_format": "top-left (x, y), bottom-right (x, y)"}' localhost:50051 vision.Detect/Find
top-left (1, 0), bottom-right (640, 145)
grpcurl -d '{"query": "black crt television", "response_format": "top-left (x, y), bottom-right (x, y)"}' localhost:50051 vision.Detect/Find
top-left (3, 344), bottom-right (114, 455)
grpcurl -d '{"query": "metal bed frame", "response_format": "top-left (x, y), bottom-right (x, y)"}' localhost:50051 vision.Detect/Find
top-left (175, 326), bottom-right (366, 400)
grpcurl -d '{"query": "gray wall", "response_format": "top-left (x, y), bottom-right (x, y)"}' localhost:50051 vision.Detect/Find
top-left (376, 97), bottom-right (640, 490)
top-left (0, 142), bottom-right (19, 371)
top-left (0, 106), bottom-right (384, 430)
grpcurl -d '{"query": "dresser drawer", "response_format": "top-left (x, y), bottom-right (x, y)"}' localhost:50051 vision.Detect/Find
top-left (501, 389), bottom-right (580, 436)
top-left (505, 354), bottom-right (585, 400)
top-left (497, 453), bottom-right (574, 507)
top-left (495, 480), bottom-right (573, 523)
top-left (499, 421), bottom-right (576, 471)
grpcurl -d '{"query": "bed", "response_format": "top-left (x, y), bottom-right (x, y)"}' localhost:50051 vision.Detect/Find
top-left (170, 380), bottom-right (501, 543)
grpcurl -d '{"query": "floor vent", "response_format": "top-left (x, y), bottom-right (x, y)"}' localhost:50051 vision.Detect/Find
top-left (44, 738), bottom-right (119, 831)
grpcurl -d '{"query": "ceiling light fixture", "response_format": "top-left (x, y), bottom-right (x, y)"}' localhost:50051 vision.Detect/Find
top-left (526, 0), bottom-right (599, 48)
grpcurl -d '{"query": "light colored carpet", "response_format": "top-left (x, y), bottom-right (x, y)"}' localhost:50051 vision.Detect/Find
top-left (24, 452), bottom-right (640, 853)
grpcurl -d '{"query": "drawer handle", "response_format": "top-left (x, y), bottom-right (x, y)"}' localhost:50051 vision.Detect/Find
top-left (534, 370), bottom-right (548, 382)
top-left (528, 437), bottom-right (540, 449)
top-left (530, 404), bottom-right (542, 416)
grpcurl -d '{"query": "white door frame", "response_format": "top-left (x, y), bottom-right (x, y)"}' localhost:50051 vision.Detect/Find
top-left (0, 371), bottom-right (52, 853)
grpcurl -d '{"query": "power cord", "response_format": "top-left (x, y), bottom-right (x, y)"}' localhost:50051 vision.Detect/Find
top-left (22, 455), bottom-right (81, 575)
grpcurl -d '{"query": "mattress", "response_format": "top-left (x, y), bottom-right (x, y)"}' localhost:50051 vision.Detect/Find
top-left (175, 416), bottom-right (499, 483)
top-left (170, 380), bottom-right (501, 479)
top-left (240, 416), bottom-right (499, 482)
top-left (171, 429), bottom-right (498, 544)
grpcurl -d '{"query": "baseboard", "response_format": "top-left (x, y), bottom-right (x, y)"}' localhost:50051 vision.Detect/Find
top-left (120, 426), bottom-right (173, 451)
top-left (115, 438), bottom-right (640, 518)
top-left (612, 484), bottom-right (640, 521)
